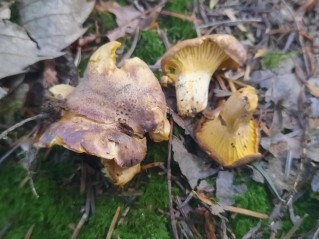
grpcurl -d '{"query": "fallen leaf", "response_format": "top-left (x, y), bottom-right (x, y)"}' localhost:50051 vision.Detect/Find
top-left (260, 131), bottom-right (303, 159)
top-left (216, 171), bottom-right (247, 206)
top-left (18, 0), bottom-right (95, 56)
top-left (97, 1), bottom-right (163, 41)
top-left (0, 21), bottom-right (42, 79)
top-left (172, 136), bottom-right (218, 188)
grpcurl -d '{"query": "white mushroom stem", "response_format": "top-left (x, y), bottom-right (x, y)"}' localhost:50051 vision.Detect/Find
top-left (175, 71), bottom-right (212, 117)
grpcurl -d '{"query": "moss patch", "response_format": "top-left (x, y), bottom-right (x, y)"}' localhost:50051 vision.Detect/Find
top-left (132, 30), bottom-right (165, 65)
top-left (262, 51), bottom-right (297, 70)
top-left (158, 0), bottom-right (196, 42)
top-left (279, 191), bottom-right (319, 237)
top-left (229, 180), bottom-right (272, 237)
top-left (0, 156), bottom-right (83, 239)
top-left (0, 141), bottom-right (174, 239)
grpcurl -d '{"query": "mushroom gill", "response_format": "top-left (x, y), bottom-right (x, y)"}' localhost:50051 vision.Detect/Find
top-left (161, 34), bottom-right (247, 117)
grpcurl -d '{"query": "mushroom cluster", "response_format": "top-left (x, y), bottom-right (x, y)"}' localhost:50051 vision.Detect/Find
top-left (161, 34), bottom-right (247, 117)
top-left (37, 42), bottom-right (170, 186)
top-left (161, 34), bottom-right (261, 166)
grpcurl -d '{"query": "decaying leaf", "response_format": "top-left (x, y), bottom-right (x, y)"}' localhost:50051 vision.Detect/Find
top-left (172, 136), bottom-right (217, 189)
top-left (96, 1), bottom-right (162, 41)
top-left (216, 170), bottom-right (247, 206)
top-left (0, 21), bottom-right (43, 79)
top-left (251, 59), bottom-right (303, 112)
top-left (18, 0), bottom-right (95, 56)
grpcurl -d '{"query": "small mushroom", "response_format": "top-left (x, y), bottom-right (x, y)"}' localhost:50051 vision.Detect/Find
top-left (161, 34), bottom-right (247, 117)
top-left (195, 86), bottom-right (261, 167)
top-left (37, 41), bottom-right (170, 186)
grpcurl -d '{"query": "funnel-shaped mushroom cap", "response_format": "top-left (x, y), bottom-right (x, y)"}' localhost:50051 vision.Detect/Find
top-left (37, 41), bottom-right (170, 185)
top-left (195, 86), bottom-right (261, 167)
top-left (161, 34), bottom-right (247, 117)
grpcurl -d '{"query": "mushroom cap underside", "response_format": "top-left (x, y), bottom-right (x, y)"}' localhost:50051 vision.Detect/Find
top-left (195, 118), bottom-right (261, 167)
top-left (37, 113), bottom-right (147, 168)
top-left (161, 34), bottom-right (247, 83)
top-left (67, 42), bottom-right (168, 138)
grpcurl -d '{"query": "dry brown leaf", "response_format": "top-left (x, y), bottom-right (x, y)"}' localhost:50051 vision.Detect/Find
top-left (19, 0), bottom-right (94, 56)
top-left (96, 1), bottom-right (163, 41)
top-left (172, 136), bottom-right (217, 188)
top-left (43, 60), bottom-right (58, 89)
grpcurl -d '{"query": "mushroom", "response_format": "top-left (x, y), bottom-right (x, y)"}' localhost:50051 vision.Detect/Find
top-left (37, 41), bottom-right (170, 186)
top-left (161, 34), bottom-right (247, 117)
top-left (195, 86), bottom-right (261, 167)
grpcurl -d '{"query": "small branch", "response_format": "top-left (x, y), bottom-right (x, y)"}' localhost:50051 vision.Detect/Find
top-left (24, 224), bottom-right (35, 239)
top-left (223, 205), bottom-right (269, 220)
top-left (282, 214), bottom-right (308, 239)
top-left (105, 207), bottom-right (121, 239)
top-left (167, 118), bottom-right (179, 239)
top-left (199, 18), bottom-right (262, 29)
top-left (0, 114), bottom-right (46, 140)
top-left (160, 10), bottom-right (196, 22)
top-left (118, 29), bottom-right (140, 67)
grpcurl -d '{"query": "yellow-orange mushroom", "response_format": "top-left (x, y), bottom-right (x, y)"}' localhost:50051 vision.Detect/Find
top-left (161, 34), bottom-right (247, 117)
top-left (195, 86), bottom-right (261, 167)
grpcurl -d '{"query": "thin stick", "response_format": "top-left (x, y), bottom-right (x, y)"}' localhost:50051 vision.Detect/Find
top-left (313, 225), bottom-right (319, 239)
top-left (199, 18), bottom-right (262, 29)
top-left (167, 118), bottom-right (179, 239)
top-left (24, 224), bottom-right (35, 239)
top-left (223, 205), bottom-right (269, 219)
top-left (105, 207), bottom-right (121, 239)
top-left (0, 114), bottom-right (46, 140)
top-left (118, 29), bottom-right (140, 67)
top-left (160, 10), bottom-right (196, 22)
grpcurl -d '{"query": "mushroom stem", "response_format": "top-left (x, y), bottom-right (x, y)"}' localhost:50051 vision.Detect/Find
top-left (175, 71), bottom-right (212, 117)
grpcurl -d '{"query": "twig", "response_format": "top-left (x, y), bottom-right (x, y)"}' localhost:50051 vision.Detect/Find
top-left (222, 205), bottom-right (269, 219)
top-left (313, 225), bottom-right (319, 239)
top-left (71, 183), bottom-right (92, 239)
top-left (0, 114), bottom-right (46, 140)
top-left (118, 29), bottom-right (140, 67)
top-left (105, 207), bottom-right (121, 239)
top-left (281, 214), bottom-right (308, 239)
top-left (141, 162), bottom-right (165, 170)
top-left (71, 212), bottom-right (88, 239)
top-left (24, 224), bottom-right (34, 239)
top-left (29, 177), bottom-right (39, 199)
top-left (167, 118), bottom-right (179, 239)
top-left (160, 10), bottom-right (196, 22)
top-left (282, 0), bottom-right (311, 76)
top-left (199, 18), bottom-right (262, 29)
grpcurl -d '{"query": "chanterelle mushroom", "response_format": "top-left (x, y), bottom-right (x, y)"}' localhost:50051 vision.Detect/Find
top-left (161, 34), bottom-right (247, 117)
top-left (195, 86), bottom-right (261, 167)
top-left (37, 41), bottom-right (170, 186)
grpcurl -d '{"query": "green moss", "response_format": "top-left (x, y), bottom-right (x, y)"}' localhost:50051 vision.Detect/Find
top-left (262, 51), bottom-right (297, 70)
top-left (132, 30), bottom-right (165, 65)
top-left (0, 156), bottom-right (84, 239)
top-left (158, 0), bottom-right (196, 42)
top-left (113, 175), bottom-right (171, 239)
top-left (91, 11), bottom-right (117, 34)
top-left (229, 180), bottom-right (272, 237)
top-left (0, 143), bottom-right (174, 239)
